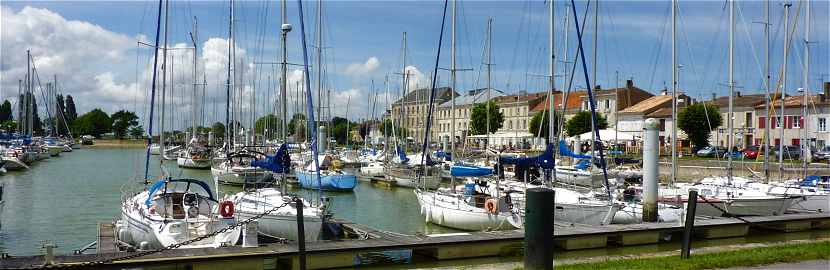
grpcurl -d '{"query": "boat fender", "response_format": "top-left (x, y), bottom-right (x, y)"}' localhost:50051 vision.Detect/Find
top-left (219, 201), bottom-right (235, 218)
top-left (118, 228), bottom-right (132, 243)
top-left (425, 207), bottom-right (431, 223)
top-left (485, 198), bottom-right (498, 214)
top-left (139, 241), bottom-right (151, 250)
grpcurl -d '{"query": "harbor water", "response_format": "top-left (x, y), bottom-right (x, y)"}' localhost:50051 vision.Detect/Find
top-left (0, 147), bottom-right (453, 256)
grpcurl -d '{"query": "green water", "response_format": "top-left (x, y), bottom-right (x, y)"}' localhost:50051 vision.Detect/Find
top-left (0, 148), bottom-right (451, 256)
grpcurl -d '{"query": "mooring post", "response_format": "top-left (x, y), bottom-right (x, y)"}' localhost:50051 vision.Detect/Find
top-left (681, 190), bottom-right (698, 259)
top-left (295, 197), bottom-right (307, 270)
top-left (642, 118), bottom-right (659, 222)
top-left (524, 187), bottom-right (554, 270)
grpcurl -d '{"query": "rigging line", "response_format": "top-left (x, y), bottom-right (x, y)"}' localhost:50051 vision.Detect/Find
top-left (735, 2), bottom-right (765, 89)
top-left (675, 1), bottom-right (713, 96)
top-left (693, 2), bottom-right (728, 92)
top-left (504, 0), bottom-right (532, 91)
top-left (646, 2), bottom-right (672, 93)
top-left (602, 2), bottom-right (631, 80)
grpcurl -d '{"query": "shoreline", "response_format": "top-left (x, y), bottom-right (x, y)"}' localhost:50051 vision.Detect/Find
top-left (85, 139), bottom-right (146, 148)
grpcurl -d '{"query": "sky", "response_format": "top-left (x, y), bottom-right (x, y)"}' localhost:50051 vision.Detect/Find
top-left (1, 0), bottom-right (828, 132)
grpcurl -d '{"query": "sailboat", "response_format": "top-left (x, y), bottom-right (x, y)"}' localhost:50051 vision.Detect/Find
top-left (295, 0), bottom-right (356, 191)
top-left (658, 0), bottom-right (799, 217)
top-left (415, 5), bottom-right (518, 231)
top-left (119, 0), bottom-right (241, 250)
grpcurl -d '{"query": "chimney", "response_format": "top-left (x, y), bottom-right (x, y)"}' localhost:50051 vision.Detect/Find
top-left (594, 85), bottom-right (602, 91)
top-left (660, 88), bottom-right (668, 96)
top-left (626, 79), bottom-right (634, 89)
top-left (712, 93), bottom-right (716, 101)
top-left (736, 91), bottom-right (741, 97)
top-left (824, 82), bottom-right (830, 96)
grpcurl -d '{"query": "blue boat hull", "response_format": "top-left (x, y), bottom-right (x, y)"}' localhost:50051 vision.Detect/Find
top-left (296, 171), bottom-right (357, 191)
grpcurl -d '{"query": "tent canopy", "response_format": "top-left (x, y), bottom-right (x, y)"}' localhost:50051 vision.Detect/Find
top-left (568, 128), bottom-right (639, 142)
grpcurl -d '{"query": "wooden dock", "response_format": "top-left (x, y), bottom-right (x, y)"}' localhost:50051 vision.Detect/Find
top-left (1, 213), bottom-right (828, 269)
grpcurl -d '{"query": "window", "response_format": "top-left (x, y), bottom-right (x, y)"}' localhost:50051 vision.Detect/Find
top-left (819, 118), bottom-right (826, 132)
top-left (775, 116), bottom-right (782, 128)
top-left (605, 100), bottom-right (610, 110)
top-left (508, 120), bottom-right (513, 130)
top-left (792, 116), bottom-right (801, 129)
top-left (745, 112), bottom-right (752, 127)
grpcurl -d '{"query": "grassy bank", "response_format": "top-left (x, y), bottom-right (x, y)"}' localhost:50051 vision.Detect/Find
top-left (530, 240), bottom-right (830, 270)
top-left (87, 139), bottom-right (146, 148)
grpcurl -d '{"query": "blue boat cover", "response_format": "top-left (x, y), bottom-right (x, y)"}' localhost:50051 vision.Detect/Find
top-left (499, 143), bottom-right (556, 170)
top-left (435, 150), bottom-right (452, 161)
top-left (801, 175), bottom-right (829, 187)
top-left (145, 178), bottom-right (214, 206)
top-left (397, 145), bottom-right (410, 163)
top-left (251, 143), bottom-right (292, 173)
top-left (574, 159), bottom-right (591, 170)
top-left (559, 140), bottom-right (591, 159)
top-left (451, 164), bottom-right (493, 177)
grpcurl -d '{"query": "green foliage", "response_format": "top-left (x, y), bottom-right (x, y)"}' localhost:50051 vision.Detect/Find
top-left (528, 110), bottom-right (561, 140)
top-left (330, 117), bottom-right (353, 145)
top-left (72, 108), bottom-right (112, 137)
top-left (54, 95), bottom-right (69, 136)
top-left (129, 125), bottom-right (144, 138)
top-left (110, 110), bottom-right (139, 139)
top-left (64, 95), bottom-right (77, 122)
top-left (255, 114), bottom-right (282, 135)
top-left (678, 103), bottom-right (722, 148)
top-left (211, 122), bottom-right (225, 141)
top-left (565, 111), bottom-right (608, 137)
top-left (469, 101), bottom-right (504, 135)
top-left (1, 120), bottom-right (17, 132)
top-left (288, 113), bottom-right (306, 140)
top-left (18, 93), bottom-right (43, 135)
top-left (0, 100), bottom-right (13, 122)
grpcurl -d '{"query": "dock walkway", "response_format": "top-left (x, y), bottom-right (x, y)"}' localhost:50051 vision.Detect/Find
top-left (1, 213), bottom-right (827, 269)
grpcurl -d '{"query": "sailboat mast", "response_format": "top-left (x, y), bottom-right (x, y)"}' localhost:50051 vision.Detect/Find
top-left (280, 0), bottom-right (289, 142)
top-left (191, 17), bottom-right (198, 140)
top-left (27, 50), bottom-right (31, 136)
top-left (779, 3), bottom-right (791, 178)
top-left (726, 0), bottom-right (734, 183)
top-left (316, 0), bottom-right (323, 144)
top-left (548, 0), bottom-right (555, 144)
top-left (143, 0), bottom-right (164, 181)
top-left (671, 0), bottom-right (677, 185)
top-left (450, 0), bottom-right (456, 178)
top-left (486, 17), bottom-right (492, 156)
top-left (801, 0), bottom-right (810, 179)
top-left (225, 0), bottom-right (233, 153)
top-left (763, 0), bottom-right (770, 183)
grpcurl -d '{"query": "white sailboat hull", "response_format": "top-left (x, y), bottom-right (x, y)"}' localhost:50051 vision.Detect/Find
top-left (415, 190), bottom-right (517, 231)
top-left (2, 157), bottom-right (29, 171)
top-left (178, 157), bottom-right (212, 169)
top-left (232, 189), bottom-right (323, 241)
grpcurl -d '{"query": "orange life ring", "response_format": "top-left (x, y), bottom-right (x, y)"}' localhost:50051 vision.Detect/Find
top-left (484, 198), bottom-right (498, 214)
top-left (219, 201), bottom-right (235, 218)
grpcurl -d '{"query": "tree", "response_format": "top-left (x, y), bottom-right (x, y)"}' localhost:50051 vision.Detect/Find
top-left (528, 110), bottom-right (562, 140)
top-left (1, 120), bottom-right (17, 132)
top-left (64, 95), bottom-right (78, 123)
top-left (678, 103), bottom-right (722, 149)
top-left (111, 110), bottom-right (139, 139)
top-left (330, 117), bottom-right (351, 144)
top-left (54, 94), bottom-right (68, 136)
top-left (288, 113), bottom-right (306, 139)
top-left (0, 100), bottom-right (12, 122)
top-left (18, 92), bottom-right (44, 135)
top-left (565, 111), bottom-right (608, 137)
top-left (255, 114), bottom-right (282, 136)
top-left (129, 125), bottom-right (145, 138)
top-left (211, 122), bottom-right (226, 142)
top-left (72, 108), bottom-right (112, 137)
top-left (469, 101), bottom-right (504, 135)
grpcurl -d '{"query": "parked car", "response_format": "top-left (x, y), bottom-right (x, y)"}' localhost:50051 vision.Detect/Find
top-left (696, 146), bottom-right (728, 157)
top-left (812, 146), bottom-right (830, 161)
top-left (742, 145), bottom-right (760, 159)
top-left (778, 145), bottom-right (802, 160)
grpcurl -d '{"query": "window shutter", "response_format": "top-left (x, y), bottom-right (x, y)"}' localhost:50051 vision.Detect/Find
top-left (799, 116), bottom-right (804, 128)
top-left (759, 117), bottom-right (766, 128)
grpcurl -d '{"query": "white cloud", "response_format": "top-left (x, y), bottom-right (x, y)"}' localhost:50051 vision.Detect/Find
top-left (403, 65), bottom-right (426, 92)
top-left (0, 5), bottom-right (133, 114)
top-left (344, 57), bottom-right (380, 77)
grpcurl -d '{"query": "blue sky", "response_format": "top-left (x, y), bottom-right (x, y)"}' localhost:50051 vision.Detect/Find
top-left (1, 1), bottom-right (828, 128)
